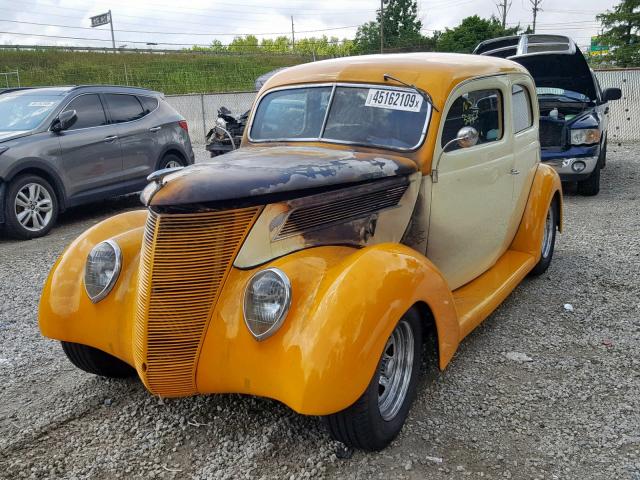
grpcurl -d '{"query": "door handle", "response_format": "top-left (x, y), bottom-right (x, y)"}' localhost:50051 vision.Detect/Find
top-left (149, 126), bottom-right (161, 132)
top-left (510, 169), bottom-right (520, 175)
top-left (104, 135), bottom-right (118, 143)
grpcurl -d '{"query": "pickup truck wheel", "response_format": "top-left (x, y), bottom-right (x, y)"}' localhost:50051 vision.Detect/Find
top-left (158, 153), bottom-right (184, 170)
top-left (529, 199), bottom-right (557, 277)
top-left (3, 174), bottom-right (58, 239)
top-left (61, 341), bottom-right (136, 378)
top-left (577, 159), bottom-right (601, 196)
top-left (325, 309), bottom-right (422, 451)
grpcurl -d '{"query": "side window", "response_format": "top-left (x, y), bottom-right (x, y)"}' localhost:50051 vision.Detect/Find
top-left (512, 84), bottom-right (533, 133)
top-left (104, 94), bottom-right (145, 123)
top-left (138, 95), bottom-right (159, 114)
top-left (441, 88), bottom-right (503, 149)
top-left (63, 94), bottom-right (107, 130)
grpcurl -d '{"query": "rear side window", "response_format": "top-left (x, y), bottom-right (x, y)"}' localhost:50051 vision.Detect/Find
top-left (104, 94), bottom-right (145, 123)
top-left (63, 94), bottom-right (107, 130)
top-left (512, 85), bottom-right (533, 133)
top-left (138, 95), bottom-right (159, 113)
top-left (441, 89), bottom-right (503, 149)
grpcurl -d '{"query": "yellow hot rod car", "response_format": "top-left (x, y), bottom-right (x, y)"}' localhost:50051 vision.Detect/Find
top-left (39, 53), bottom-right (562, 451)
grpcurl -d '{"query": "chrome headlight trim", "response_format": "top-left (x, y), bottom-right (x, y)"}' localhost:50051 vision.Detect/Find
top-left (243, 267), bottom-right (292, 341)
top-left (84, 239), bottom-right (122, 303)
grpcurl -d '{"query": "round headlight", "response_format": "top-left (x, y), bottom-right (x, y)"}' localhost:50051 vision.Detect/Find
top-left (243, 268), bottom-right (291, 341)
top-left (84, 240), bottom-right (122, 303)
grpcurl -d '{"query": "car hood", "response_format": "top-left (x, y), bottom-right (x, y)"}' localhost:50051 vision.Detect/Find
top-left (143, 145), bottom-right (418, 208)
top-left (0, 130), bottom-right (31, 143)
top-left (510, 49), bottom-right (597, 100)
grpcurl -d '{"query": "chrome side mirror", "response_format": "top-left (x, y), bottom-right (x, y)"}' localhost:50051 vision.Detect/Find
top-left (432, 126), bottom-right (480, 183)
top-left (455, 126), bottom-right (479, 148)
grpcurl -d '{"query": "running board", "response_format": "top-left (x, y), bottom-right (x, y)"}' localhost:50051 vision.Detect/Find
top-left (453, 250), bottom-right (536, 339)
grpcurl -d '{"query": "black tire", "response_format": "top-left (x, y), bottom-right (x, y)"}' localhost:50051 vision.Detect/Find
top-left (577, 161), bottom-right (601, 196)
top-left (61, 341), bottom-right (136, 378)
top-left (325, 309), bottom-right (423, 451)
top-left (529, 199), bottom-right (558, 277)
top-left (158, 153), bottom-right (184, 170)
top-left (600, 139), bottom-right (607, 169)
top-left (3, 174), bottom-right (59, 239)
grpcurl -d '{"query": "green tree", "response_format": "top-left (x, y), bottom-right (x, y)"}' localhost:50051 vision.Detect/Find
top-left (436, 15), bottom-right (519, 53)
top-left (596, 0), bottom-right (640, 66)
top-left (354, 0), bottom-right (427, 54)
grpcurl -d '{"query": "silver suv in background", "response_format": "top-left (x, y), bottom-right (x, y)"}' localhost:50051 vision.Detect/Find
top-left (0, 85), bottom-right (194, 239)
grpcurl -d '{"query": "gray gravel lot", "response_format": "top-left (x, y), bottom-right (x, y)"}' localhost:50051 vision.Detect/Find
top-left (0, 145), bottom-right (639, 480)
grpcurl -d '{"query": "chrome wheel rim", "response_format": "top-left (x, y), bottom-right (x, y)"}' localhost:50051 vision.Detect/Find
top-left (14, 182), bottom-right (53, 232)
top-left (165, 159), bottom-right (181, 169)
top-left (541, 206), bottom-right (554, 259)
top-left (378, 320), bottom-right (414, 421)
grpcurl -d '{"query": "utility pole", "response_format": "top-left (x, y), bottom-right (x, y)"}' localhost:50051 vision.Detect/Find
top-left (380, 0), bottom-right (384, 53)
top-left (495, 0), bottom-right (512, 29)
top-left (291, 16), bottom-right (295, 51)
top-left (529, 0), bottom-right (542, 33)
top-left (109, 10), bottom-right (115, 53)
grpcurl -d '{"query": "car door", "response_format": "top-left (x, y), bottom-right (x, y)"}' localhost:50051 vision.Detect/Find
top-left (57, 93), bottom-right (124, 198)
top-left (103, 93), bottom-right (157, 181)
top-left (426, 76), bottom-right (515, 290)
top-left (508, 78), bottom-right (539, 241)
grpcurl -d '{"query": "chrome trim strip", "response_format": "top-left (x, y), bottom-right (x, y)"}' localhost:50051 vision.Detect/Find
top-left (247, 81), bottom-right (433, 153)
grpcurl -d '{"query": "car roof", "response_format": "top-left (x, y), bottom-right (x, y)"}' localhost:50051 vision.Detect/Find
top-left (0, 85), bottom-right (162, 97)
top-left (260, 52), bottom-right (529, 110)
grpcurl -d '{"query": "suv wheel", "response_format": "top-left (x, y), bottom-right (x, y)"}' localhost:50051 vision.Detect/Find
top-left (577, 160), bottom-right (601, 196)
top-left (4, 174), bottom-right (59, 239)
top-left (158, 153), bottom-right (184, 170)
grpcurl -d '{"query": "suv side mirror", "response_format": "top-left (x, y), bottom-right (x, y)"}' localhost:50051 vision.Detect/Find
top-left (51, 110), bottom-right (77, 132)
top-left (602, 88), bottom-right (622, 102)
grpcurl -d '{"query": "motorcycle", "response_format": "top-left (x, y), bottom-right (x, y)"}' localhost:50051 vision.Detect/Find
top-left (205, 107), bottom-right (249, 157)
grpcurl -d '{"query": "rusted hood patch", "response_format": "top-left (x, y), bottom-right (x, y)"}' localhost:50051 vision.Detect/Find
top-left (145, 146), bottom-right (417, 207)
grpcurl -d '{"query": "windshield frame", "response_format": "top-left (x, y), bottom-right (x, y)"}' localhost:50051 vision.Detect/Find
top-left (248, 82), bottom-right (433, 152)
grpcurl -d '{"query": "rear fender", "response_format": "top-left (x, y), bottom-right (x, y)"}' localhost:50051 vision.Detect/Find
top-left (196, 243), bottom-right (460, 415)
top-left (511, 163), bottom-right (563, 259)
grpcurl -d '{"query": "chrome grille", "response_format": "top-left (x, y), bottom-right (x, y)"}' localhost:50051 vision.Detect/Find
top-left (134, 207), bottom-right (261, 397)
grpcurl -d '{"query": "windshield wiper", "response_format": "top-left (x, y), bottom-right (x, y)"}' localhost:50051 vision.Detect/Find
top-left (383, 73), bottom-right (439, 112)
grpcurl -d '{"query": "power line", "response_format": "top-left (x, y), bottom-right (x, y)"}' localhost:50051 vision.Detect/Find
top-left (495, 0), bottom-right (512, 29)
top-left (529, 0), bottom-right (543, 34)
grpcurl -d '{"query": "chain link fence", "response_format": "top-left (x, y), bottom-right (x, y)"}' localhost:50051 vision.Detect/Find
top-left (594, 69), bottom-right (640, 143)
top-left (171, 68), bottom-right (640, 146)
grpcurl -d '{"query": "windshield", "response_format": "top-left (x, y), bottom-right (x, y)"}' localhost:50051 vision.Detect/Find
top-left (250, 84), bottom-right (431, 150)
top-left (0, 94), bottom-right (62, 131)
top-left (536, 87), bottom-right (590, 102)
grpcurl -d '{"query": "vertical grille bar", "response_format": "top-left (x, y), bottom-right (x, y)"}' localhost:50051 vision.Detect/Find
top-left (134, 207), bottom-right (261, 397)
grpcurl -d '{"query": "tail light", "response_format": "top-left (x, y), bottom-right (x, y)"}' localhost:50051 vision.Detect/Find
top-left (178, 120), bottom-right (188, 133)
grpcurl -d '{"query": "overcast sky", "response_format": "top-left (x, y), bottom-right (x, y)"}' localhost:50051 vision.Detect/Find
top-left (0, 0), bottom-right (620, 51)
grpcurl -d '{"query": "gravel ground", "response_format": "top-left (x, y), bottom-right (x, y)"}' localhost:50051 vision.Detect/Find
top-left (0, 144), bottom-right (638, 480)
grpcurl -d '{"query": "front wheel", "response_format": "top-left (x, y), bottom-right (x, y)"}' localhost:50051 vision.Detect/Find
top-left (577, 161), bottom-right (601, 196)
top-left (61, 341), bottom-right (136, 378)
top-left (529, 199), bottom-right (557, 277)
top-left (325, 309), bottom-right (422, 451)
top-left (3, 174), bottom-right (59, 239)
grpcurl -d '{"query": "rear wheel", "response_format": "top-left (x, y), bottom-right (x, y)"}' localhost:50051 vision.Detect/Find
top-left (529, 199), bottom-right (557, 277)
top-left (325, 309), bottom-right (422, 451)
top-left (158, 153), bottom-right (184, 170)
top-left (61, 341), bottom-right (136, 378)
top-left (3, 174), bottom-right (58, 239)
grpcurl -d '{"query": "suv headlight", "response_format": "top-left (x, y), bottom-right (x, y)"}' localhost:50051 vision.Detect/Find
top-left (570, 128), bottom-right (601, 146)
top-left (84, 240), bottom-right (122, 303)
top-left (243, 268), bottom-right (291, 341)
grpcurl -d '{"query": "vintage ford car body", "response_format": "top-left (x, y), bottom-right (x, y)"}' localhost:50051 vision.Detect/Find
top-left (39, 53), bottom-right (562, 451)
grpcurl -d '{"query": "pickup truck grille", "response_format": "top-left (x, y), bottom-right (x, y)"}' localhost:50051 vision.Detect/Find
top-left (134, 207), bottom-right (260, 397)
top-left (539, 119), bottom-right (564, 148)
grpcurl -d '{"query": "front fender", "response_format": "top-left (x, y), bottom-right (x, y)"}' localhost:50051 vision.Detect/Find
top-left (196, 243), bottom-right (459, 415)
top-left (38, 210), bottom-right (147, 366)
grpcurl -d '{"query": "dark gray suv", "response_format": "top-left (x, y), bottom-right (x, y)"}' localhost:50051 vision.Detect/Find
top-left (0, 85), bottom-right (194, 239)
